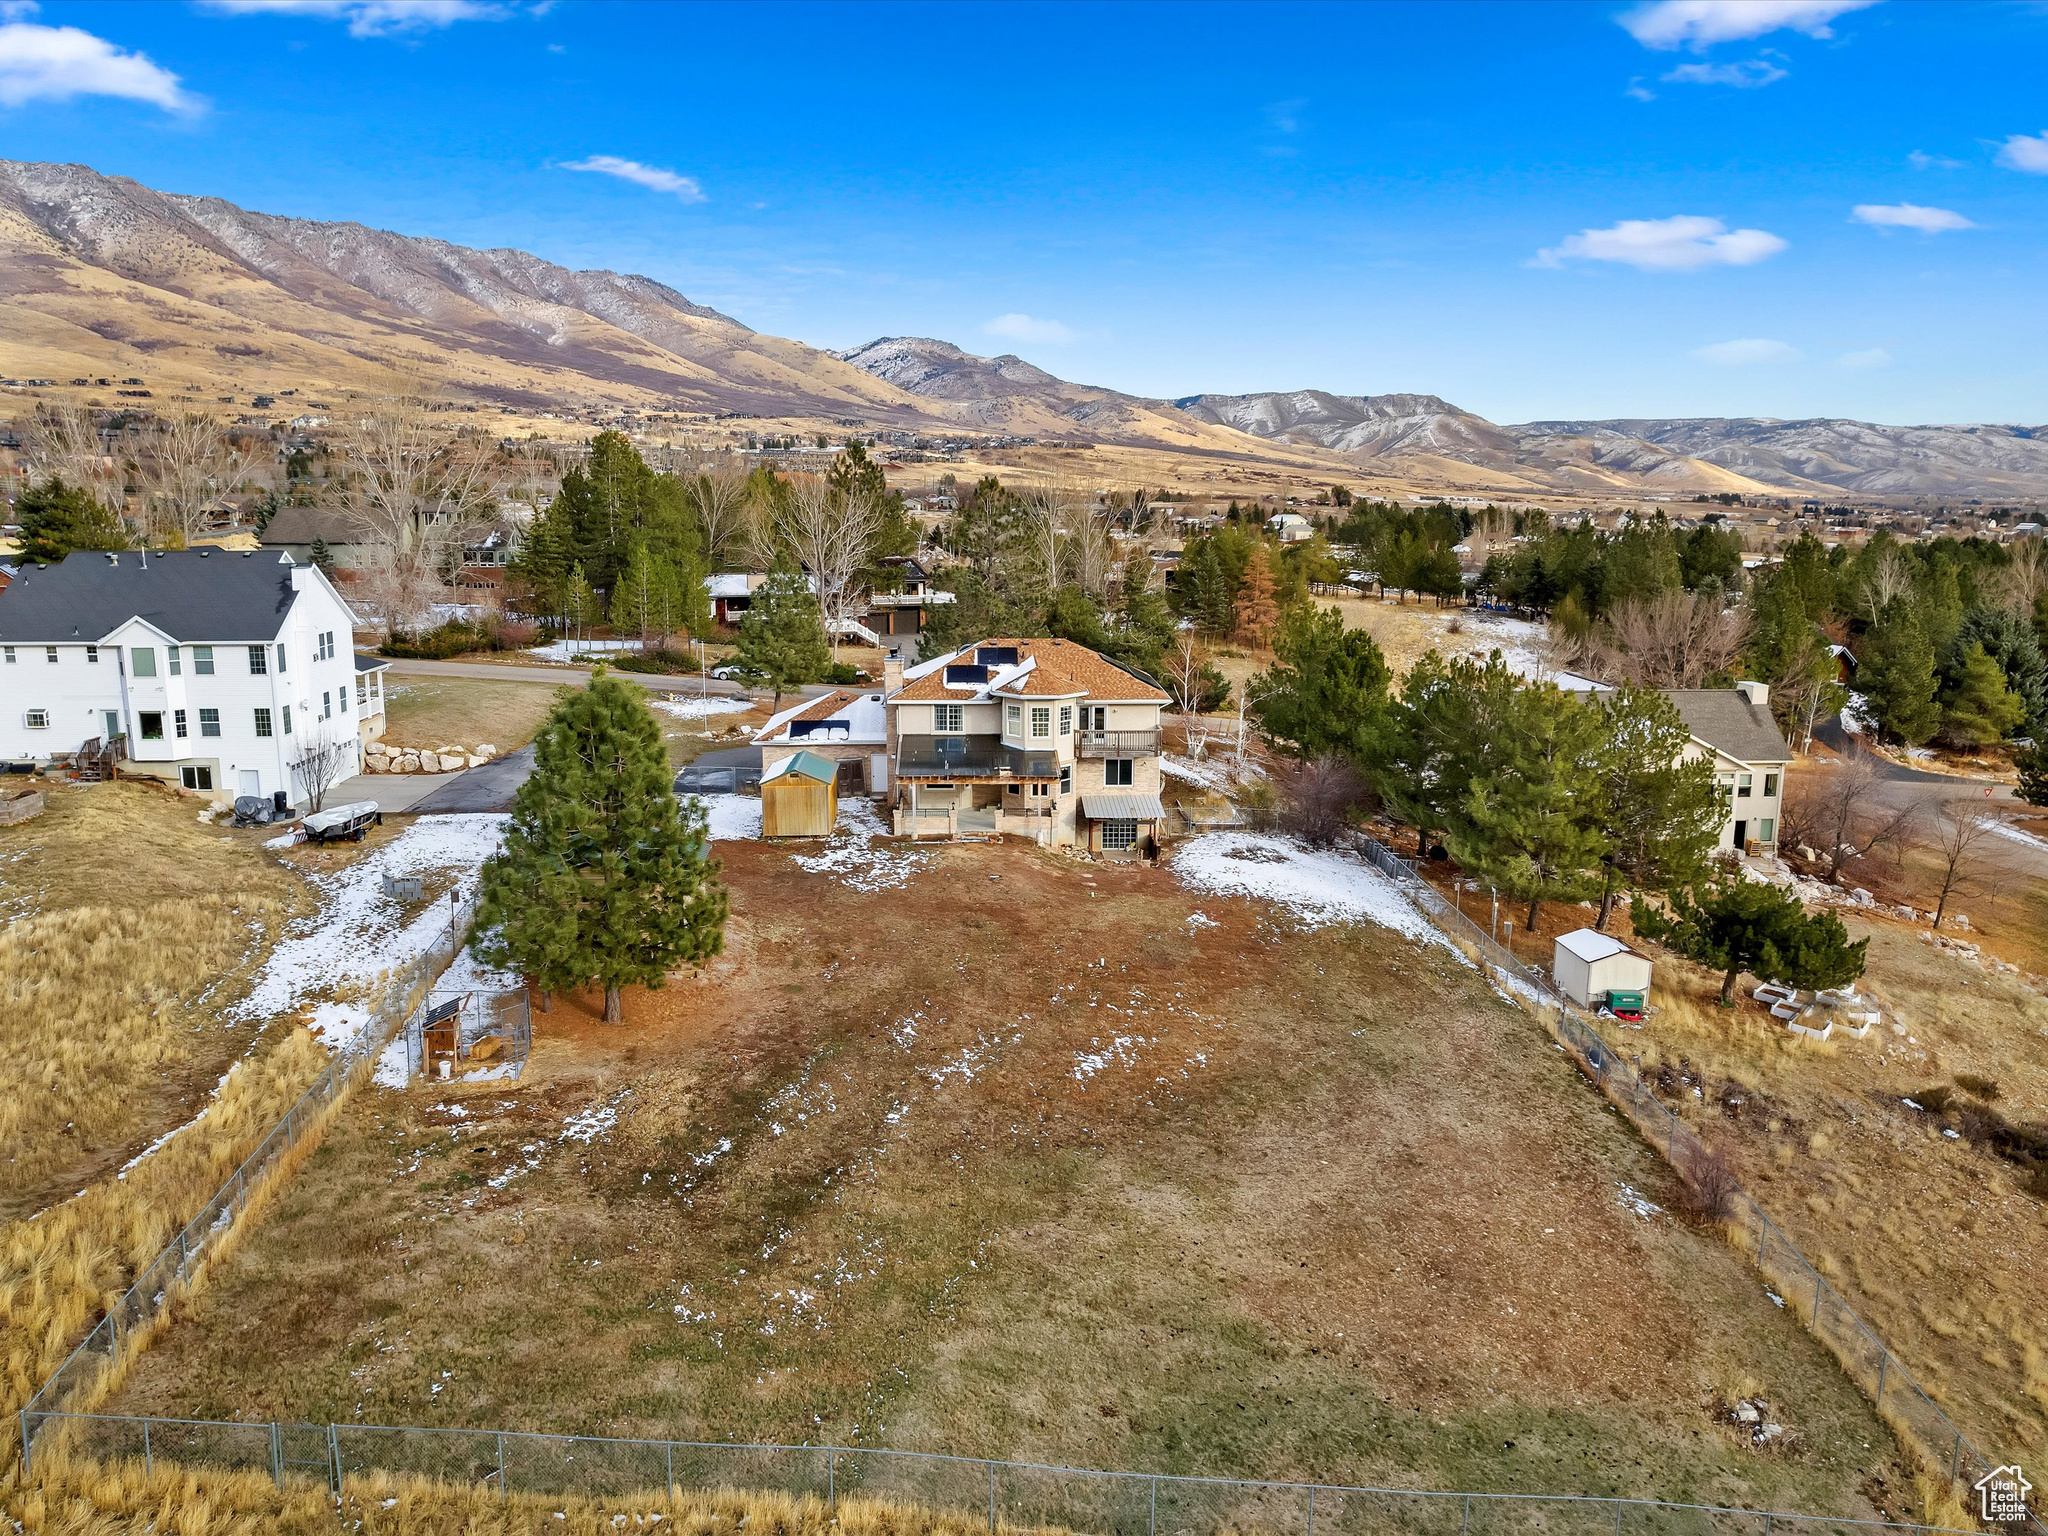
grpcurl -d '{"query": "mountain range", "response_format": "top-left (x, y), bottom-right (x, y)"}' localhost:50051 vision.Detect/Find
top-left (4, 160), bottom-right (2045, 501)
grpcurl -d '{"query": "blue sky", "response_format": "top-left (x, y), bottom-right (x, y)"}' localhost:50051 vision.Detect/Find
top-left (2, 0), bottom-right (2045, 424)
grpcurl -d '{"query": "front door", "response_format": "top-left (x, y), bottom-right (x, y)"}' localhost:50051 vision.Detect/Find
top-left (1733, 819), bottom-right (1748, 848)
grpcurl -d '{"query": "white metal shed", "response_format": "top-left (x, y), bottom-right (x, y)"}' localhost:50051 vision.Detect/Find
top-left (1552, 928), bottom-right (1653, 1008)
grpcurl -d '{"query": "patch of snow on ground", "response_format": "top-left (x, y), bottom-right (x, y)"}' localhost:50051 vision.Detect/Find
top-left (372, 1036), bottom-right (410, 1089)
top-left (791, 798), bottom-right (933, 891)
top-left (1073, 1033), bottom-right (1149, 1083)
top-left (236, 814), bottom-right (508, 1033)
top-left (307, 1001), bottom-right (372, 1053)
top-left (1186, 910), bottom-right (1219, 931)
top-left (526, 639), bottom-right (643, 663)
top-left (1617, 1183), bottom-right (1664, 1220)
top-left (1172, 832), bottom-right (1446, 945)
top-left (693, 793), bottom-right (761, 842)
top-left (263, 829), bottom-right (301, 850)
top-left (653, 694), bottom-right (754, 720)
top-left (1989, 819), bottom-right (2048, 854)
top-left (1162, 754), bottom-right (1228, 791)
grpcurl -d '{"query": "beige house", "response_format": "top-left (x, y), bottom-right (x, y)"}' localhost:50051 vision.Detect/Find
top-left (752, 688), bottom-right (889, 793)
top-left (884, 638), bottom-right (1169, 854)
top-left (1663, 681), bottom-right (1792, 855)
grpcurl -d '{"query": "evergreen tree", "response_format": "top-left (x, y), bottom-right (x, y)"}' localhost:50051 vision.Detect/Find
top-left (1939, 642), bottom-right (2026, 746)
top-left (1249, 604), bottom-right (1391, 764)
top-left (1941, 603), bottom-right (2048, 740)
top-left (1857, 596), bottom-right (1941, 745)
top-left (2015, 743), bottom-right (2048, 808)
top-left (1444, 675), bottom-right (1609, 935)
top-left (473, 671), bottom-right (728, 1023)
top-left (511, 500), bottom-right (576, 629)
top-left (1591, 685), bottom-right (1723, 928)
top-left (309, 536), bottom-right (335, 573)
top-left (736, 558), bottom-right (831, 711)
top-left (1369, 650), bottom-right (1486, 858)
top-left (1233, 544), bottom-right (1280, 647)
top-left (1412, 542), bottom-right (1465, 606)
top-left (1633, 879), bottom-right (1866, 1004)
top-left (564, 565), bottom-right (599, 643)
top-left (609, 543), bottom-right (682, 644)
top-left (17, 478), bottom-right (129, 564)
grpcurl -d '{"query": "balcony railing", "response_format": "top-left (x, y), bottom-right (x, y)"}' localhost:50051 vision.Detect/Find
top-left (1077, 729), bottom-right (1160, 758)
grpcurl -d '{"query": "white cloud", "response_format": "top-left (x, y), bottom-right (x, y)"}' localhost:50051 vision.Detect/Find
top-left (1662, 58), bottom-right (1787, 87)
top-left (1995, 131), bottom-right (2048, 175)
top-left (1619, 0), bottom-right (1878, 49)
top-left (561, 155), bottom-right (705, 202)
top-left (1838, 347), bottom-right (1891, 369)
top-left (984, 314), bottom-right (1075, 345)
top-left (1625, 78), bottom-right (1657, 101)
top-left (1907, 150), bottom-right (1962, 171)
top-left (1851, 202), bottom-right (1973, 233)
top-left (1535, 215), bottom-right (1787, 272)
top-left (0, 20), bottom-right (196, 111)
top-left (1690, 339), bottom-right (1803, 365)
top-left (0, 1), bottom-right (39, 20)
top-left (200, 1), bottom-right (503, 38)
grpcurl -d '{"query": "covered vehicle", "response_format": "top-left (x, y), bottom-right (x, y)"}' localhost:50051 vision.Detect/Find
top-left (301, 800), bottom-right (383, 844)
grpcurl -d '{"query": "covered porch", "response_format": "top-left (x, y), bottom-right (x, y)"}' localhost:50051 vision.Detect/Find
top-left (1079, 791), bottom-right (1166, 858)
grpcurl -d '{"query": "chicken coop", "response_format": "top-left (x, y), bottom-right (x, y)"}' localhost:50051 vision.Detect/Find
top-left (404, 987), bottom-right (533, 1083)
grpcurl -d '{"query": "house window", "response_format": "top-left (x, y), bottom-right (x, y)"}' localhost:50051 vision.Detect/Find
top-left (180, 766), bottom-right (214, 792)
top-left (1763, 772), bottom-right (1779, 797)
top-left (1760, 817), bottom-right (1776, 843)
top-left (1059, 765), bottom-right (1072, 794)
top-left (1737, 773), bottom-right (1753, 798)
top-left (934, 703), bottom-right (963, 733)
top-left (1031, 782), bottom-right (1050, 798)
top-left (1099, 819), bottom-right (1139, 852)
top-left (1059, 704), bottom-right (1073, 735)
top-left (199, 708), bottom-right (221, 737)
top-left (86, 646), bottom-right (99, 664)
top-left (45, 646), bottom-right (58, 664)
top-left (174, 709), bottom-right (188, 739)
top-left (253, 708), bottom-right (273, 738)
top-left (275, 643), bottom-right (287, 673)
top-left (23, 709), bottom-right (48, 729)
top-left (339, 686), bottom-right (349, 713)
top-left (323, 690), bottom-right (332, 719)
top-left (281, 705), bottom-right (293, 735)
top-left (169, 646), bottom-right (181, 676)
top-left (130, 647), bottom-right (156, 678)
top-left (194, 646), bottom-right (214, 675)
top-left (1030, 706), bottom-right (1051, 739)
top-left (139, 711), bottom-right (164, 740)
top-left (248, 645), bottom-right (268, 675)
top-left (2, 647), bottom-right (12, 663)
top-left (1105, 758), bottom-right (1134, 787)
top-left (1006, 703), bottom-right (1022, 736)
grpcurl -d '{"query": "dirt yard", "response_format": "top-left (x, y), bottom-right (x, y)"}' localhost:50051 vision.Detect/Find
top-left (105, 826), bottom-right (1912, 1517)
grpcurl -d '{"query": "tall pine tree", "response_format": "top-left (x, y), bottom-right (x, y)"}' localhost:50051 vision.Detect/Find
top-left (736, 558), bottom-right (831, 712)
top-left (1591, 685), bottom-right (1723, 929)
top-left (473, 672), bottom-right (727, 1023)
top-left (1634, 879), bottom-right (1866, 1004)
top-left (17, 478), bottom-right (129, 564)
top-left (1857, 595), bottom-right (1941, 745)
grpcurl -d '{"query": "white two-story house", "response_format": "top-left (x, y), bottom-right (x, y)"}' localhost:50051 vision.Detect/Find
top-left (0, 549), bottom-right (388, 806)
top-left (885, 637), bottom-right (1170, 854)
top-left (1663, 681), bottom-right (1792, 855)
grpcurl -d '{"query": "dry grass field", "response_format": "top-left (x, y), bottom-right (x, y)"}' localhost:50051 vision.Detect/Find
top-left (382, 677), bottom-right (574, 753)
top-left (1585, 918), bottom-right (2048, 1472)
top-left (101, 832), bottom-right (1909, 1519)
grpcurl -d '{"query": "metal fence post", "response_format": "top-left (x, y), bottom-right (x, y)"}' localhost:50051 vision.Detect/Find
top-left (329, 1423), bottom-right (341, 1498)
top-left (988, 1459), bottom-right (997, 1535)
top-left (1307, 1484), bottom-right (1316, 1536)
top-left (270, 1420), bottom-right (282, 1490)
top-left (143, 1418), bottom-right (152, 1476)
top-left (1613, 1499), bottom-right (1623, 1536)
top-left (1875, 1352), bottom-right (1888, 1407)
top-left (1150, 1475), bottom-right (1158, 1536)
top-left (17, 1409), bottom-right (29, 1477)
top-left (1461, 1495), bottom-right (1470, 1536)
top-left (828, 1448), bottom-right (836, 1514)
top-left (1813, 1278), bottom-right (1824, 1329)
top-left (668, 1441), bottom-right (676, 1500)
top-left (1950, 1430), bottom-right (1962, 1481)
top-left (498, 1432), bottom-right (507, 1500)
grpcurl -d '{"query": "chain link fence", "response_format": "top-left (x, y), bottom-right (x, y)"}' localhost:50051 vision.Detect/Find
top-left (22, 1413), bottom-right (1999, 1536)
top-left (18, 894), bottom-right (478, 1464)
top-left (1348, 831), bottom-right (2042, 1536)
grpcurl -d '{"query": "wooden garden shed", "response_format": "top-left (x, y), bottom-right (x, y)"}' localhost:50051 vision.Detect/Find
top-left (760, 749), bottom-right (838, 838)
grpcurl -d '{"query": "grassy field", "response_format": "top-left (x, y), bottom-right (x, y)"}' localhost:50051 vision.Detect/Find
top-left (382, 676), bottom-right (573, 752)
top-left (102, 832), bottom-right (1909, 1518)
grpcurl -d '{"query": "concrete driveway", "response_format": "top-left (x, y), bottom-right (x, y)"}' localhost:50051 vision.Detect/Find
top-left (318, 770), bottom-right (467, 813)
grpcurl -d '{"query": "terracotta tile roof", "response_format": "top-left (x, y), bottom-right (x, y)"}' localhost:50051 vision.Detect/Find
top-left (891, 638), bottom-right (1168, 705)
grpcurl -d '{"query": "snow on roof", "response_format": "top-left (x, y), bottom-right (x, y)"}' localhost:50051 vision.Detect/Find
top-left (704, 573), bottom-right (754, 598)
top-left (753, 689), bottom-right (887, 745)
top-left (1554, 928), bottom-right (1637, 964)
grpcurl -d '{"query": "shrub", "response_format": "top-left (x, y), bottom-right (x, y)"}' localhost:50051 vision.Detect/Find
top-left (1674, 1141), bottom-right (1741, 1223)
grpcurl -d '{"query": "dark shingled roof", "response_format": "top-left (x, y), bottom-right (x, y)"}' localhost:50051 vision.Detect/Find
top-left (1663, 688), bottom-right (1790, 766)
top-left (0, 549), bottom-right (304, 644)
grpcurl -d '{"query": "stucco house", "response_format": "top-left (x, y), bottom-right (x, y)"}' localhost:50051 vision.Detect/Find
top-left (884, 637), bottom-right (1170, 854)
top-left (753, 687), bottom-right (889, 794)
top-left (0, 548), bottom-right (385, 805)
top-left (1662, 681), bottom-right (1791, 855)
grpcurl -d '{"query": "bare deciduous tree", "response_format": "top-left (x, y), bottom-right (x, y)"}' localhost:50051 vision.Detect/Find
top-left (1584, 588), bottom-right (1752, 689)
top-left (1861, 545), bottom-right (1914, 625)
top-left (1925, 802), bottom-right (2010, 930)
top-left (1065, 496), bottom-right (1118, 598)
top-left (1164, 631), bottom-right (1212, 756)
top-left (1022, 474), bottom-right (1069, 597)
top-left (1999, 534), bottom-right (2046, 617)
top-left (1279, 753), bottom-right (1366, 848)
top-left (136, 414), bottom-right (252, 546)
top-left (688, 457), bottom-right (751, 571)
top-left (334, 395), bottom-right (502, 633)
top-left (24, 403), bottom-right (123, 510)
top-left (1787, 754), bottom-right (1921, 884)
top-left (290, 732), bottom-right (356, 814)
top-left (778, 471), bottom-right (880, 660)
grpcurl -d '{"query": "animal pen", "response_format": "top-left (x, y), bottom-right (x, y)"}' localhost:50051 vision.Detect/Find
top-left (403, 987), bottom-right (533, 1083)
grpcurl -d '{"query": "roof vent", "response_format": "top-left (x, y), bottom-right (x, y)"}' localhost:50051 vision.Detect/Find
top-left (105, 552), bottom-right (119, 566)
top-left (198, 548), bottom-right (211, 557)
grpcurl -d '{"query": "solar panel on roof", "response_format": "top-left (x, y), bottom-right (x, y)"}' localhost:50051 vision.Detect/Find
top-left (976, 646), bottom-right (1019, 667)
top-left (944, 663), bottom-right (988, 684)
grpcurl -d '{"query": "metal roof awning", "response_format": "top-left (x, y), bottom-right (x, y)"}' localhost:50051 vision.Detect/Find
top-left (1079, 792), bottom-right (1165, 821)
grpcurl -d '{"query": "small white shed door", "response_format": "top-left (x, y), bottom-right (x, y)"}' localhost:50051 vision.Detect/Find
top-left (869, 753), bottom-right (889, 792)
top-left (240, 769), bottom-right (261, 797)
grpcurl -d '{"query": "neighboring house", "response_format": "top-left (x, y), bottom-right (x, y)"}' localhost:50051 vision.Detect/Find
top-left (884, 637), bottom-right (1170, 854)
top-left (0, 549), bottom-right (385, 805)
top-left (860, 555), bottom-right (956, 655)
top-left (1662, 681), bottom-right (1791, 855)
top-left (753, 687), bottom-right (889, 794)
top-left (1266, 512), bottom-right (1315, 544)
top-left (706, 572), bottom-right (760, 625)
top-left (259, 505), bottom-right (368, 570)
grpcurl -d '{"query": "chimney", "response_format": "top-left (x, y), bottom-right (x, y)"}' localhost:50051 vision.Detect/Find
top-left (883, 651), bottom-right (905, 699)
top-left (1734, 680), bottom-right (1769, 712)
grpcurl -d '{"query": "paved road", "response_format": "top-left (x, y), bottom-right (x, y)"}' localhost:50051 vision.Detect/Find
top-left (408, 745), bottom-right (537, 814)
